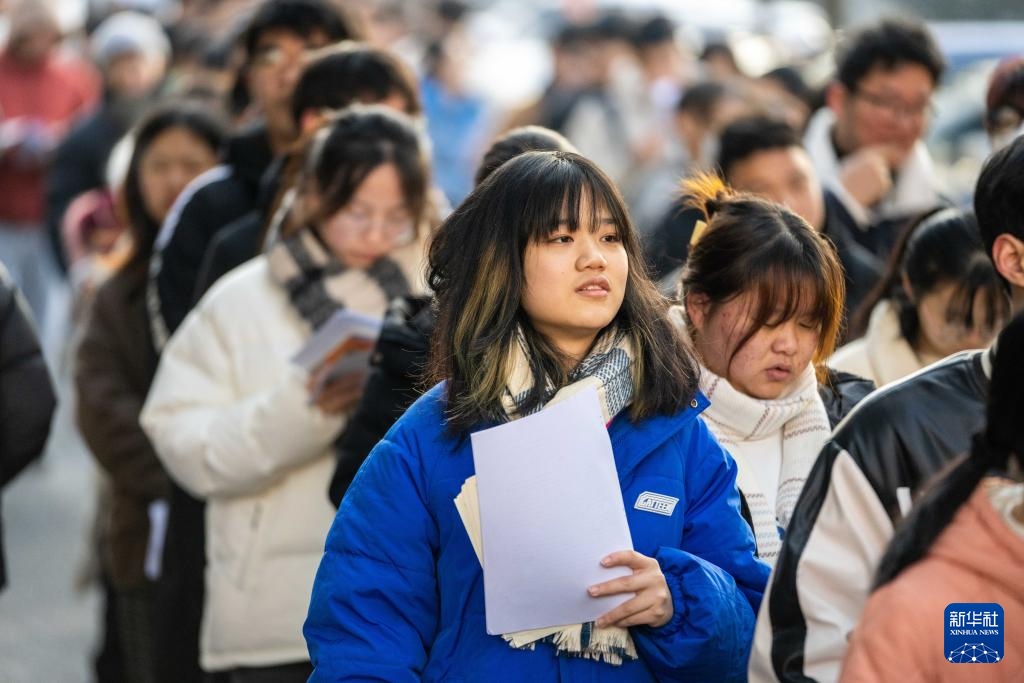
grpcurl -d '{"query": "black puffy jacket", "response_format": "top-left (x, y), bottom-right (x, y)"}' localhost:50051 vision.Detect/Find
top-left (328, 296), bottom-right (434, 507)
top-left (149, 122), bottom-right (273, 345)
top-left (749, 350), bottom-right (990, 682)
top-left (0, 264), bottom-right (56, 589)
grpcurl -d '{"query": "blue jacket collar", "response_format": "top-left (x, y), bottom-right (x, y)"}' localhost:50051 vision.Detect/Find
top-left (608, 391), bottom-right (709, 479)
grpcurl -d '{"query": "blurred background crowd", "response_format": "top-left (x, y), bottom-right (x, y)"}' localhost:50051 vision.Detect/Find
top-left (0, 0), bottom-right (1022, 680)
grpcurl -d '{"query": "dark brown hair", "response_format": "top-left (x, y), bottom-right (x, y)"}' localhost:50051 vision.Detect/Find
top-left (680, 174), bottom-right (845, 382)
top-left (474, 125), bottom-right (575, 186)
top-left (297, 105), bottom-right (429, 233)
top-left (428, 151), bottom-right (699, 433)
top-left (849, 208), bottom-right (1007, 343)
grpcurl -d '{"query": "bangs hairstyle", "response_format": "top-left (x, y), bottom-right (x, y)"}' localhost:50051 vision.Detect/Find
top-left (122, 102), bottom-right (226, 272)
top-left (300, 105), bottom-right (429, 228)
top-left (428, 151), bottom-right (698, 433)
top-left (681, 174), bottom-right (845, 382)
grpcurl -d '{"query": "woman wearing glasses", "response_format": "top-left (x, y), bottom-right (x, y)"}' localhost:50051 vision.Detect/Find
top-left (832, 208), bottom-right (1008, 388)
top-left (140, 106), bottom-right (429, 681)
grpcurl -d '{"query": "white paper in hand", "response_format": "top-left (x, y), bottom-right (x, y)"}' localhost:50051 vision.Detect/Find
top-left (471, 387), bottom-right (634, 635)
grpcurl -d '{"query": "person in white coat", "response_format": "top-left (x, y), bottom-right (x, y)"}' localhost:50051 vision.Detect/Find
top-left (140, 106), bottom-right (431, 682)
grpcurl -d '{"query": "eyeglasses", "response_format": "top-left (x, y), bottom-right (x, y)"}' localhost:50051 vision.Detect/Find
top-left (853, 88), bottom-right (935, 121)
top-left (328, 206), bottom-right (416, 246)
top-left (250, 37), bottom-right (327, 70)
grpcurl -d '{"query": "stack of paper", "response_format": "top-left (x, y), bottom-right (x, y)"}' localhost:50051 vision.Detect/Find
top-left (292, 309), bottom-right (383, 398)
top-left (467, 388), bottom-right (634, 636)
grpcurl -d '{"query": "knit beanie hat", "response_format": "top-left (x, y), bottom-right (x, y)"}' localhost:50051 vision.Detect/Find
top-left (89, 11), bottom-right (171, 69)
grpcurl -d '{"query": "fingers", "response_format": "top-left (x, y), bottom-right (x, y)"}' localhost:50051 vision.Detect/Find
top-left (608, 604), bottom-right (673, 629)
top-left (313, 371), bottom-right (366, 414)
top-left (596, 583), bottom-right (674, 629)
top-left (591, 550), bottom-right (673, 629)
top-left (869, 142), bottom-right (910, 168)
top-left (596, 593), bottom-right (649, 628)
top-left (600, 550), bottom-right (652, 570)
top-left (588, 572), bottom-right (642, 598)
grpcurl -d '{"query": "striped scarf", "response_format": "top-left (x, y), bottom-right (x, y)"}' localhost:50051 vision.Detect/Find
top-left (699, 363), bottom-right (830, 565)
top-left (500, 327), bottom-right (635, 424)
top-left (266, 226), bottom-right (411, 329)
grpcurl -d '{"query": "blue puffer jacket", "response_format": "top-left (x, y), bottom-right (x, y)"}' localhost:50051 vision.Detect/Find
top-left (304, 384), bottom-right (770, 681)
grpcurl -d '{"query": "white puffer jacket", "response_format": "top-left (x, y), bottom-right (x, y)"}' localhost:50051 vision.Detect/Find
top-left (141, 250), bottom-right (423, 671)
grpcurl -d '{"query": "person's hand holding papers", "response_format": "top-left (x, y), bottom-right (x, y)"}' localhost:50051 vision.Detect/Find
top-left (291, 309), bottom-right (383, 415)
top-left (306, 367), bottom-right (365, 415)
top-left (589, 550), bottom-right (673, 628)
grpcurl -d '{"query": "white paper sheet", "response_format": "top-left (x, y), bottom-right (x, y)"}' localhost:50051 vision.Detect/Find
top-left (144, 499), bottom-right (169, 581)
top-left (471, 388), bottom-right (634, 635)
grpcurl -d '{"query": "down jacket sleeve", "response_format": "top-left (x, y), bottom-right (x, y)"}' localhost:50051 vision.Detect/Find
top-left (632, 418), bottom-right (770, 682)
top-left (305, 429), bottom-right (439, 680)
top-left (140, 290), bottom-right (345, 499)
top-left (0, 269), bottom-right (56, 487)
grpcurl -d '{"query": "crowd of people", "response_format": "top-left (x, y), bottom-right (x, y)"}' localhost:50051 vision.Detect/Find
top-left (0, 0), bottom-right (1022, 681)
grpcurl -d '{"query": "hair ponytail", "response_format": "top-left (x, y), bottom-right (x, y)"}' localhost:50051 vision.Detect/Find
top-left (682, 172), bottom-right (733, 223)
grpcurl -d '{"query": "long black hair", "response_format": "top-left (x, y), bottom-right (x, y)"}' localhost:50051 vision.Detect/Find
top-left (873, 310), bottom-right (1024, 589)
top-left (122, 102), bottom-right (226, 272)
top-left (428, 151), bottom-right (699, 433)
top-left (849, 208), bottom-right (1007, 343)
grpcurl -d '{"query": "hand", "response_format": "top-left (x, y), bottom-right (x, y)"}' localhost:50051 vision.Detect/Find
top-left (588, 550), bottom-right (673, 629)
top-left (308, 368), bottom-right (366, 415)
top-left (838, 146), bottom-right (895, 208)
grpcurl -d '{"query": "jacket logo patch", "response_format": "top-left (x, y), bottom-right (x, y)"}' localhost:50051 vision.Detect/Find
top-left (634, 492), bottom-right (678, 516)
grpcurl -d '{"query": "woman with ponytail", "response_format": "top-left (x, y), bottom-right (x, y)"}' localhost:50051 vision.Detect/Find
top-left (840, 310), bottom-right (1024, 681)
top-left (673, 174), bottom-right (854, 566)
top-left (304, 151), bottom-right (768, 681)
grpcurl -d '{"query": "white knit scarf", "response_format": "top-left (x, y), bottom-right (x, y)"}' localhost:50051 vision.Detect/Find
top-left (862, 300), bottom-right (933, 385)
top-left (699, 363), bottom-right (830, 565)
top-left (456, 327), bottom-right (640, 665)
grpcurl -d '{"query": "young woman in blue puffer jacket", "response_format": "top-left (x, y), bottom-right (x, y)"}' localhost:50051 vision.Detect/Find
top-left (304, 150), bottom-right (770, 681)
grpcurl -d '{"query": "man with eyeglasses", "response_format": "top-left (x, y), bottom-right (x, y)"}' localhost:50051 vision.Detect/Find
top-left (804, 18), bottom-right (947, 258)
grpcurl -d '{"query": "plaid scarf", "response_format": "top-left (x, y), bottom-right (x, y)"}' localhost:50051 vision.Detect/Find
top-left (500, 327), bottom-right (635, 424)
